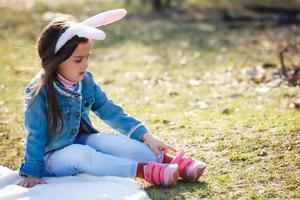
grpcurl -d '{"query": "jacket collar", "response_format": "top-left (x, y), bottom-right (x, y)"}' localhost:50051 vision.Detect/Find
top-left (53, 79), bottom-right (82, 99)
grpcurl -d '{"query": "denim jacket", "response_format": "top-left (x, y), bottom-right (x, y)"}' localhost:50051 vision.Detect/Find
top-left (18, 70), bottom-right (148, 178)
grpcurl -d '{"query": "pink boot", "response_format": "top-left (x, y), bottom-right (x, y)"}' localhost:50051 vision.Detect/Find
top-left (171, 151), bottom-right (207, 182)
top-left (144, 161), bottom-right (179, 187)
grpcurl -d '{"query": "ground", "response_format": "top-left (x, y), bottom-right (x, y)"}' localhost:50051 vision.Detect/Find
top-left (0, 1), bottom-right (299, 199)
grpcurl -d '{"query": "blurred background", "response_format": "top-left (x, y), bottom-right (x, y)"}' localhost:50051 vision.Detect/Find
top-left (0, 1), bottom-right (299, 199)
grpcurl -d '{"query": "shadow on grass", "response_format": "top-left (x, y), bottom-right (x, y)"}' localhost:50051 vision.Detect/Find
top-left (145, 180), bottom-right (210, 200)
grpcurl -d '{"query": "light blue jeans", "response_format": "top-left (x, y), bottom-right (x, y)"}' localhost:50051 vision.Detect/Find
top-left (43, 132), bottom-right (164, 178)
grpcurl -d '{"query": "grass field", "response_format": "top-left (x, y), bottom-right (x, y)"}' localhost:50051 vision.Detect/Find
top-left (0, 0), bottom-right (299, 199)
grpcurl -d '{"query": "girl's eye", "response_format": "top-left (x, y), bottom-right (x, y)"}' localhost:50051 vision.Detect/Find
top-left (75, 60), bottom-right (82, 63)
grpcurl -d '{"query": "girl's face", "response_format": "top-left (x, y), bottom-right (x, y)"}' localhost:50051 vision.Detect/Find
top-left (58, 40), bottom-right (92, 82)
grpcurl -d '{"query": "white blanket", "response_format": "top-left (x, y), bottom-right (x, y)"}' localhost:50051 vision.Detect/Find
top-left (0, 166), bottom-right (150, 200)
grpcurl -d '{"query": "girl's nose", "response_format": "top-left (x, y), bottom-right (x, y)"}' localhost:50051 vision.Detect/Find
top-left (82, 58), bottom-right (89, 69)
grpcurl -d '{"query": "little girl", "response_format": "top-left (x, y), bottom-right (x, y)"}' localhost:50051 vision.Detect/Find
top-left (17, 9), bottom-right (206, 188)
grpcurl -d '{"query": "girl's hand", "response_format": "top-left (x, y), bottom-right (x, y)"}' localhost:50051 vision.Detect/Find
top-left (17, 176), bottom-right (47, 188)
top-left (141, 132), bottom-right (177, 157)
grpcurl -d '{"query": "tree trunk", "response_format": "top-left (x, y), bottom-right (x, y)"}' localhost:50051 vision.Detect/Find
top-left (153, 0), bottom-right (162, 10)
top-left (166, 0), bottom-right (171, 7)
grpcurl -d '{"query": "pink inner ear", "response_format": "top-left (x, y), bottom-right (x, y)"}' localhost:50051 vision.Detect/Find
top-left (103, 14), bottom-right (125, 25)
top-left (82, 9), bottom-right (127, 27)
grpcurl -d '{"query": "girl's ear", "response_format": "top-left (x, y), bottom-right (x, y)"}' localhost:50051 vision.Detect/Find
top-left (81, 9), bottom-right (127, 28)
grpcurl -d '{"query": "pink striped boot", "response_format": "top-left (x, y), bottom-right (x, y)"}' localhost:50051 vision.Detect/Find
top-left (171, 151), bottom-right (207, 182)
top-left (144, 161), bottom-right (179, 187)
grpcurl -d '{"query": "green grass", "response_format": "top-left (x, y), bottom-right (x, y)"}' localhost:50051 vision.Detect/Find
top-left (0, 1), bottom-right (300, 199)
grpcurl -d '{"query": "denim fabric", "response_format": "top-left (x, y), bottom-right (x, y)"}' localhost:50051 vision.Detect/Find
top-left (43, 132), bottom-right (164, 178)
top-left (19, 70), bottom-right (149, 178)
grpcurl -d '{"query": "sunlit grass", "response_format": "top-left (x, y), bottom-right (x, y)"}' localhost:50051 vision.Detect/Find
top-left (0, 1), bottom-right (299, 199)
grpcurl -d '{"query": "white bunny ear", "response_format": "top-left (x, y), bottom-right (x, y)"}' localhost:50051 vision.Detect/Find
top-left (55, 24), bottom-right (106, 54)
top-left (81, 9), bottom-right (127, 27)
top-left (54, 9), bottom-right (127, 54)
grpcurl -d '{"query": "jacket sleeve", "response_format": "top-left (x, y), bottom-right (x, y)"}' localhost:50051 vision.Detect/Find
top-left (18, 87), bottom-right (48, 178)
top-left (89, 73), bottom-right (148, 141)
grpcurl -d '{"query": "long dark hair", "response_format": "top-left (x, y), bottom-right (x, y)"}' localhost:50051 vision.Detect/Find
top-left (32, 15), bottom-right (89, 138)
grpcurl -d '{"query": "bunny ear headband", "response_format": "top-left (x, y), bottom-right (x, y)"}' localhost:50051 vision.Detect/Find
top-left (55, 9), bottom-right (127, 54)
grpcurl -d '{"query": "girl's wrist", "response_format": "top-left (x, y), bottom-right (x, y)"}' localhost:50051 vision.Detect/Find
top-left (141, 132), bottom-right (152, 142)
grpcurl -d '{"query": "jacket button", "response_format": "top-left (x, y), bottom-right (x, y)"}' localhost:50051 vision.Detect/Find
top-left (75, 112), bottom-right (80, 117)
top-left (71, 129), bottom-right (77, 134)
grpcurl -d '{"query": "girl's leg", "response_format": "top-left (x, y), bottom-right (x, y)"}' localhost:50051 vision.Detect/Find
top-left (45, 139), bottom-right (180, 186)
top-left (46, 143), bottom-right (138, 178)
top-left (74, 132), bottom-right (164, 163)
